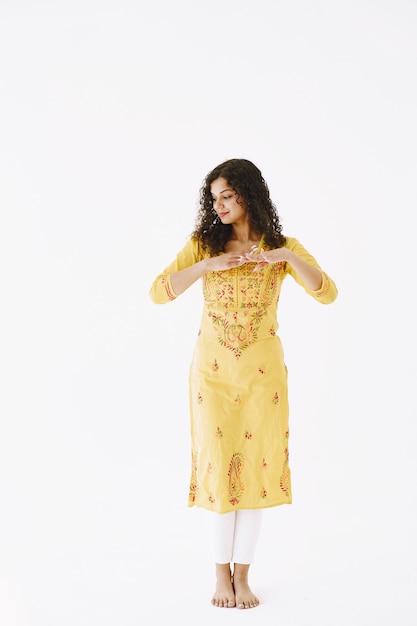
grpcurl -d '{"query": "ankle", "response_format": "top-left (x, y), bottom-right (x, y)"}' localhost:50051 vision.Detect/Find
top-left (233, 564), bottom-right (250, 582)
top-left (215, 563), bottom-right (232, 579)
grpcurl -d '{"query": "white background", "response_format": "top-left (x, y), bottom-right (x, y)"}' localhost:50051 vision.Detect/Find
top-left (1, 0), bottom-right (416, 624)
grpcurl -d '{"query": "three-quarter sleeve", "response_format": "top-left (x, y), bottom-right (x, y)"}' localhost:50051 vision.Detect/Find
top-left (149, 237), bottom-right (201, 304)
top-left (284, 237), bottom-right (338, 304)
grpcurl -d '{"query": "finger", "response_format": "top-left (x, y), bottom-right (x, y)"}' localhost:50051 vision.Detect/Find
top-left (244, 251), bottom-right (259, 260)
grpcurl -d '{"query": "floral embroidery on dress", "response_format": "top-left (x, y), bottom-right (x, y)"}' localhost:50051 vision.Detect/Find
top-left (280, 448), bottom-right (290, 496)
top-left (203, 262), bottom-right (284, 356)
top-left (189, 452), bottom-right (199, 502)
top-left (273, 391), bottom-right (279, 404)
top-left (197, 392), bottom-right (203, 404)
top-left (228, 452), bottom-right (245, 505)
top-left (212, 359), bottom-right (219, 372)
top-left (209, 311), bottom-right (261, 358)
top-left (280, 431), bottom-right (290, 496)
top-left (215, 426), bottom-right (223, 439)
top-left (244, 431), bottom-right (253, 440)
top-left (260, 487), bottom-right (267, 499)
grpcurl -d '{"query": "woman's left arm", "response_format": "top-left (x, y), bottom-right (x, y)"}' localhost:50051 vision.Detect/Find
top-left (245, 237), bottom-right (338, 304)
top-left (256, 248), bottom-right (323, 290)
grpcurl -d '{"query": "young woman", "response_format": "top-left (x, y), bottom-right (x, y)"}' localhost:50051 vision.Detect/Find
top-left (149, 158), bottom-right (338, 609)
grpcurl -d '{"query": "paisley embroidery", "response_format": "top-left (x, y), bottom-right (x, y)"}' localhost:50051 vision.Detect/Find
top-left (280, 448), bottom-right (290, 496)
top-left (280, 431), bottom-right (290, 496)
top-left (189, 452), bottom-right (199, 502)
top-left (209, 310), bottom-right (263, 357)
top-left (228, 452), bottom-right (245, 505)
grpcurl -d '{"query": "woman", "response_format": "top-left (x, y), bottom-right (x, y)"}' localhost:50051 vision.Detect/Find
top-left (149, 158), bottom-right (338, 609)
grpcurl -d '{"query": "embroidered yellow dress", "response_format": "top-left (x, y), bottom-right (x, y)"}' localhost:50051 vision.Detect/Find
top-left (150, 236), bottom-right (337, 514)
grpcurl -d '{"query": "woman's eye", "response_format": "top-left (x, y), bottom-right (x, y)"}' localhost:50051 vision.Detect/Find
top-left (223, 195), bottom-right (232, 200)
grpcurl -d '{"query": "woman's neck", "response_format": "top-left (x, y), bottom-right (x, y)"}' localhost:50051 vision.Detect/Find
top-left (230, 225), bottom-right (260, 245)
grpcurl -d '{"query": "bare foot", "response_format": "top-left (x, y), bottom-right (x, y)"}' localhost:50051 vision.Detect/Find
top-left (233, 563), bottom-right (260, 609)
top-left (211, 563), bottom-right (236, 608)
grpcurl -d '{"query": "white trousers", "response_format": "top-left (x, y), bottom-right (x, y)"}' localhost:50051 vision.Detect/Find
top-left (208, 509), bottom-right (263, 565)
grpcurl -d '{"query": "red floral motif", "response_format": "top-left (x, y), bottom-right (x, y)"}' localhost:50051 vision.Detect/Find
top-left (212, 359), bottom-right (219, 372)
top-left (273, 391), bottom-right (279, 404)
top-left (197, 392), bottom-right (203, 404)
top-left (260, 488), bottom-right (267, 498)
top-left (244, 431), bottom-right (253, 440)
top-left (215, 426), bottom-right (223, 439)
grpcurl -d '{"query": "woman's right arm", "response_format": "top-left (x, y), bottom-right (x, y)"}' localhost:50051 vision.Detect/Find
top-left (169, 259), bottom-right (210, 297)
top-left (149, 238), bottom-right (247, 304)
top-left (149, 238), bottom-right (201, 304)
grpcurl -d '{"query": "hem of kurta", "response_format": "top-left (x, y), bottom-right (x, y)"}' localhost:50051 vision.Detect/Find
top-left (188, 499), bottom-right (292, 514)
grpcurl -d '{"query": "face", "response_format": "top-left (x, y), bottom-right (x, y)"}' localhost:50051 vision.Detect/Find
top-left (210, 177), bottom-right (247, 225)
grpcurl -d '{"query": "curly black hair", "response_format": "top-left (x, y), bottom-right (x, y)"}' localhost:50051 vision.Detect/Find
top-left (191, 158), bottom-right (286, 256)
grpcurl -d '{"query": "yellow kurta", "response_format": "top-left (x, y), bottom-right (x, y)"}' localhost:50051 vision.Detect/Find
top-left (150, 236), bottom-right (338, 513)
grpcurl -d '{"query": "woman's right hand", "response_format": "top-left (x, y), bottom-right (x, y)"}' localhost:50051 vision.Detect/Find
top-left (205, 251), bottom-right (248, 272)
top-left (170, 248), bottom-right (251, 298)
